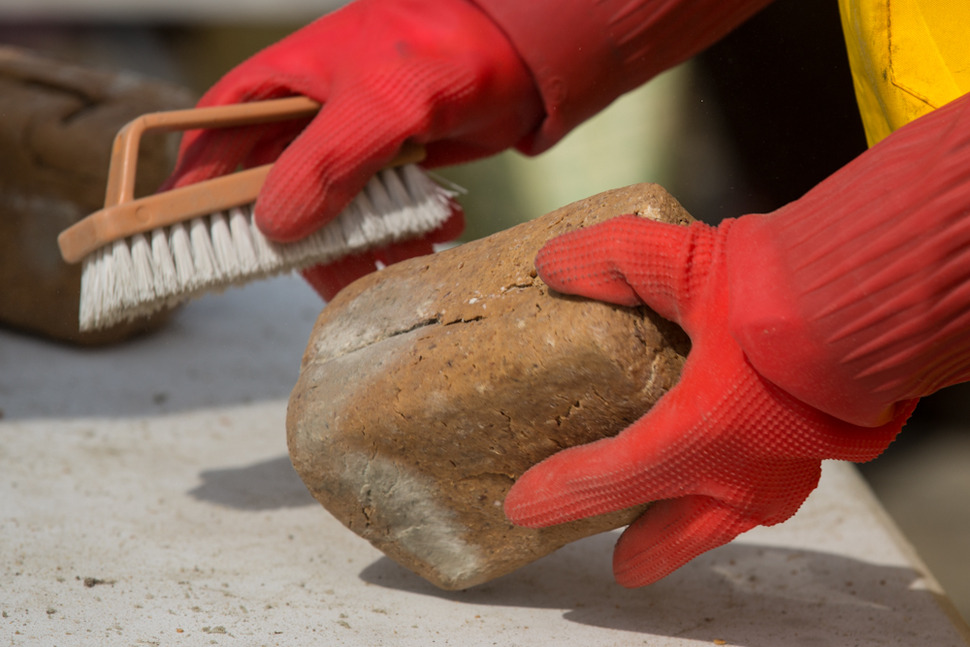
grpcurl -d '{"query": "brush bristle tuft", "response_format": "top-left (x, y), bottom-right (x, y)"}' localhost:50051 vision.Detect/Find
top-left (78, 164), bottom-right (456, 331)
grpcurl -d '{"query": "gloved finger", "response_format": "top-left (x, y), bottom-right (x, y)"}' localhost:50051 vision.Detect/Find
top-left (535, 215), bottom-right (713, 324)
top-left (253, 86), bottom-right (420, 242)
top-left (504, 370), bottom-right (714, 528)
top-left (534, 216), bottom-right (646, 307)
top-left (301, 252), bottom-right (381, 301)
top-left (160, 112), bottom-right (310, 192)
top-left (239, 117), bottom-right (314, 168)
top-left (160, 127), bottom-right (253, 191)
top-left (302, 239), bottom-right (435, 301)
top-left (612, 495), bottom-right (757, 587)
top-left (424, 200), bottom-right (466, 245)
top-left (378, 239), bottom-right (434, 267)
top-left (299, 199), bottom-right (464, 300)
top-left (377, 198), bottom-right (465, 264)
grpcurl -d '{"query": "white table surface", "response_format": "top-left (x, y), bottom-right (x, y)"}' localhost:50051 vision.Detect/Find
top-left (2, 276), bottom-right (970, 646)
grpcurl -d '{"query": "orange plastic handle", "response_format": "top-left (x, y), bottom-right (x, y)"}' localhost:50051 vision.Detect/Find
top-left (57, 97), bottom-right (425, 264)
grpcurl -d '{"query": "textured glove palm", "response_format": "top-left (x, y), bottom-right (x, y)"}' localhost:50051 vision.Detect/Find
top-left (162, 0), bottom-right (542, 298)
top-left (503, 215), bottom-right (912, 587)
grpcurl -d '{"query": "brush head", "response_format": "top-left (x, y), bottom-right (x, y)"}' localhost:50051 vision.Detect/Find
top-left (77, 165), bottom-right (457, 331)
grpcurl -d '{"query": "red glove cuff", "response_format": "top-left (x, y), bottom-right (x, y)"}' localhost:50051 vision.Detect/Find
top-left (727, 93), bottom-right (970, 426)
top-left (471, 0), bottom-right (772, 152)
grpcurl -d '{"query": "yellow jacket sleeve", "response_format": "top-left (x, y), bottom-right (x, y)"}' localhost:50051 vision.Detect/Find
top-left (839, 0), bottom-right (970, 146)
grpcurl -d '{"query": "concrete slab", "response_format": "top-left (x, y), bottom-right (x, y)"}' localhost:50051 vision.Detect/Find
top-left (3, 276), bottom-right (969, 646)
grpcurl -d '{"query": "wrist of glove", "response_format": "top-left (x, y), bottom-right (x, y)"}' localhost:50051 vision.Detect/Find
top-left (729, 92), bottom-right (970, 426)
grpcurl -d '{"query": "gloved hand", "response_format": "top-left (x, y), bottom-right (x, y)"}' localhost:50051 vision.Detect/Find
top-left (504, 93), bottom-right (970, 587)
top-left (162, 0), bottom-right (543, 298)
top-left (503, 215), bottom-right (914, 587)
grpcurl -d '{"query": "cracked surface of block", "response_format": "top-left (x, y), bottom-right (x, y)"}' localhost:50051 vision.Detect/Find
top-left (287, 184), bottom-right (693, 590)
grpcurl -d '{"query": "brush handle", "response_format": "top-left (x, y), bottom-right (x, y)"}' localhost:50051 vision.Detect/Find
top-left (58, 97), bottom-right (426, 264)
top-left (103, 96), bottom-right (321, 207)
top-left (58, 165), bottom-right (270, 264)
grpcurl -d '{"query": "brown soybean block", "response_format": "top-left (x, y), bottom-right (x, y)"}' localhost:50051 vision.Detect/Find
top-left (0, 46), bottom-right (195, 345)
top-left (287, 184), bottom-right (693, 590)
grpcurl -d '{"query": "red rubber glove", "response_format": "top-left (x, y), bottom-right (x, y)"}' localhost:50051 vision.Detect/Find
top-left (162, 0), bottom-right (543, 298)
top-left (505, 216), bottom-right (914, 587)
top-left (163, 0), bottom-right (774, 299)
top-left (505, 91), bottom-right (970, 587)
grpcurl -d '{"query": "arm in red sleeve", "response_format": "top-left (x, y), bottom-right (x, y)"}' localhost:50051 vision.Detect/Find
top-left (471, 0), bottom-right (774, 152)
top-left (728, 91), bottom-right (970, 427)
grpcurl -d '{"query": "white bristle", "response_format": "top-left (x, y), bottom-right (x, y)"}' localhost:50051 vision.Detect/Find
top-left (150, 227), bottom-right (178, 294)
top-left (332, 190), bottom-right (371, 251)
top-left (188, 217), bottom-right (218, 287)
top-left (379, 168), bottom-right (423, 237)
top-left (107, 239), bottom-right (134, 311)
top-left (167, 222), bottom-right (193, 290)
top-left (248, 213), bottom-right (279, 272)
top-left (227, 207), bottom-right (259, 270)
top-left (128, 233), bottom-right (156, 306)
top-left (208, 212), bottom-right (239, 280)
top-left (77, 164), bottom-right (458, 331)
top-left (357, 174), bottom-right (394, 245)
top-left (78, 252), bottom-right (103, 330)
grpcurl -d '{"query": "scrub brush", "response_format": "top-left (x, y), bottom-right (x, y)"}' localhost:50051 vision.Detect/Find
top-left (57, 96), bottom-right (455, 332)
